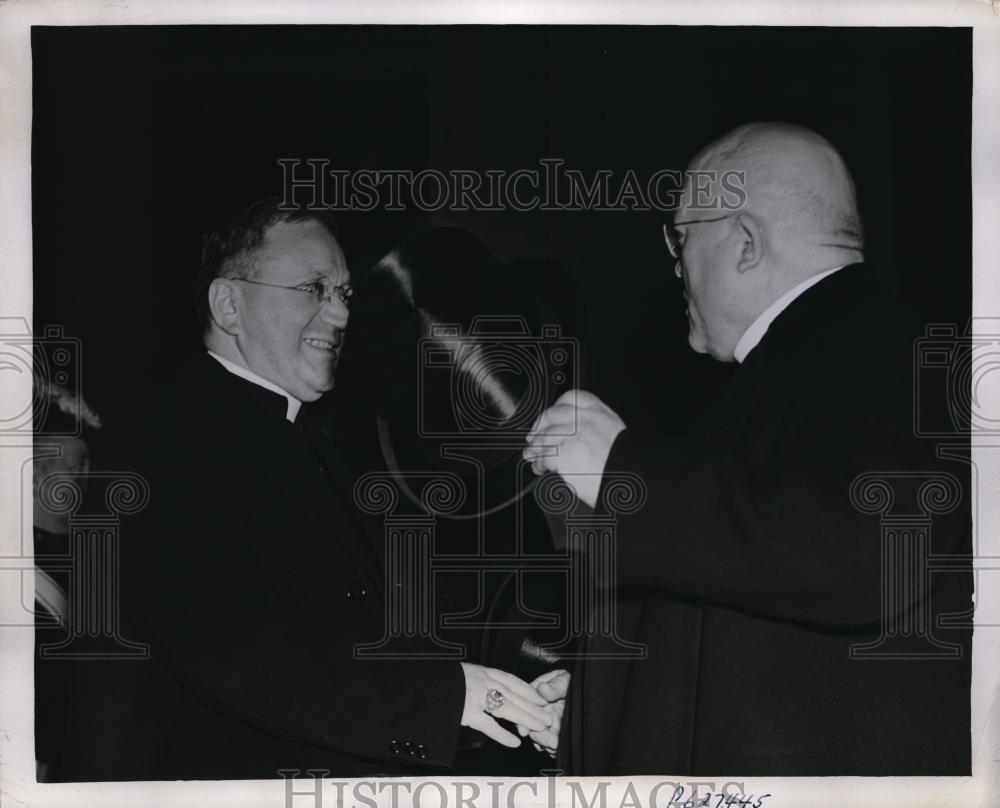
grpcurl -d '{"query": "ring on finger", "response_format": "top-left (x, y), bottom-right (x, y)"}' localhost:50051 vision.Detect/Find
top-left (484, 688), bottom-right (505, 713)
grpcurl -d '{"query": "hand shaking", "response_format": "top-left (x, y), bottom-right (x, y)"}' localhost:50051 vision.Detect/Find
top-left (517, 669), bottom-right (571, 758)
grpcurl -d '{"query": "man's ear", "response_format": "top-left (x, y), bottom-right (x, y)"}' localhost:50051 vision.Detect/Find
top-left (207, 279), bottom-right (242, 334)
top-left (734, 213), bottom-right (765, 273)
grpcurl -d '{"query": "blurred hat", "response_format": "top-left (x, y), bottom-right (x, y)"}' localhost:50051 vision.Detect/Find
top-left (337, 227), bottom-right (585, 518)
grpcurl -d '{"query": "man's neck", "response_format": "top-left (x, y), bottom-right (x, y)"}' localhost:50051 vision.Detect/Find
top-left (203, 340), bottom-right (302, 422)
top-left (733, 264), bottom-right (848, 363)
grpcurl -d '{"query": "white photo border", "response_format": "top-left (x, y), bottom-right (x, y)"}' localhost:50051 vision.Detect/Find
top-left (2, 2), bottom-right (998, 807)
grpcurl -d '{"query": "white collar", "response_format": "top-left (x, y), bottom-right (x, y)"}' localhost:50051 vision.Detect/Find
top-left (206, 350), bottom-right (302, 422)
top-left (733, 266), bottom-right (846, 364)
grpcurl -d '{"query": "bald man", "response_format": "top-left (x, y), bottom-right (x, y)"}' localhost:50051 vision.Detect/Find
top-left (523, 123), bottom-right (971, 774)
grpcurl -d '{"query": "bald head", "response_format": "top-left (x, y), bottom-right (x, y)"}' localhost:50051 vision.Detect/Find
top-left (672, 123), bottom-right (865, 362)
top-left (688, 122), bottom-right (863, 262)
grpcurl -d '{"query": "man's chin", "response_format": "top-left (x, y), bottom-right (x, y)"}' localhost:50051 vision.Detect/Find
top-left (304, 374), bottom-right (337, 401)
top-left (688, 331), bottom-right (709, 354)
top-left (298, 378), bottom-right (335, 401)
top-left (297, 356), bottom-right (338, 399)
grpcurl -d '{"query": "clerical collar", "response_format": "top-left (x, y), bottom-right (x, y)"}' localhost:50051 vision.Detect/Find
top-left (206, 350), bottom-right (302, 422)
top-left (733, 265), bottom-right (845, 364)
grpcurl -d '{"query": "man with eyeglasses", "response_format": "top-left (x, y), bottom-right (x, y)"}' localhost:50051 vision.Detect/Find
top-left (523, 123), bottom-right (971, 775)
top-left (55, 199), bottom-right (555, 780)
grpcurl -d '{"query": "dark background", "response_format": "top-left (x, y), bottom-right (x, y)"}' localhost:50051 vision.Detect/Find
top-left (31, 25), bottom-right (971, 430)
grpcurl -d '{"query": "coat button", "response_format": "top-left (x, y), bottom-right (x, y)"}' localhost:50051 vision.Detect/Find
top-left (403, 741), bottom-right (415, 756)
top-left (416, 744), bottom-right (428, 759)
top-left (347, 583), bottom-right (368, 603)
top-left (390, 739), bottom-right (400, 754)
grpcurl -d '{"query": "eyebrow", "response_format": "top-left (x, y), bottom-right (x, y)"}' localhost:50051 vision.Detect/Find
top-left (300, 271), bottom-right (349, 282)
top-left (312, 275), bottom-right (353, 288)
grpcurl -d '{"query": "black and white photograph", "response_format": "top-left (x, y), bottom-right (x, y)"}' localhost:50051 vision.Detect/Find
top-left (2, 2), bottom-right (999, 807)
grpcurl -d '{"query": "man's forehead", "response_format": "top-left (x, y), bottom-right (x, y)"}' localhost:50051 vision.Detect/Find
top-left (259, 219), bottom-right (348, 278)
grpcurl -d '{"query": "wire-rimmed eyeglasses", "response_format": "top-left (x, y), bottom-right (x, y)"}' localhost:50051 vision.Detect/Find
top-left (662, 214), bottom-right (732, 259)
top-left (234, 277), bottom-right (355, 307)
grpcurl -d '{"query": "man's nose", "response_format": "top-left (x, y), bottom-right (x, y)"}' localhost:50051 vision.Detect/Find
top-left (318, 296), bottom-right (350, 329)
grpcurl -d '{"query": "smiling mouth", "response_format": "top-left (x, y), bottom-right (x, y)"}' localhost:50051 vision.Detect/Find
top-left (303, 337), bottom-right (337, 351)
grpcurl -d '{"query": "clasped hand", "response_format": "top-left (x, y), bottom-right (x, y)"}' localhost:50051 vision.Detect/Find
top-left (460, 664), bottom-right (570, 758)
top-left (519, 668), bottom-right (570, 758)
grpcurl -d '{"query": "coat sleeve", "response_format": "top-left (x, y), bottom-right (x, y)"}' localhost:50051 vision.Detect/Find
top-left (595, 365), bottom-right (969, 629)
